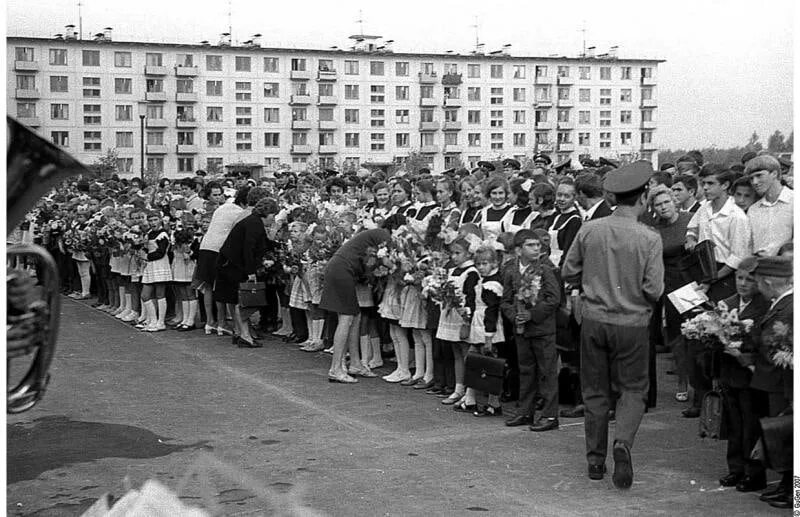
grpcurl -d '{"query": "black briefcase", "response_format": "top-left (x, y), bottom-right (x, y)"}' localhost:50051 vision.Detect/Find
top-left (238, 282), bottom-right (267, 308)
top-left (464, 353), bottom-right (506, 395)
top-left (698, 389), bottom-right (727, 440)
top-left (693, 240), bottom-right (717, 284)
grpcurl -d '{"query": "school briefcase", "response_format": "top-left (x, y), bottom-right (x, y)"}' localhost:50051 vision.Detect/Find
top-left (693, 240), bottom-right (717, 284)
top-left (759, 414), bottom-right (793, 472)
top-left (464, 353), bottom-right (506, 395)
top-left (238, 282), bottom-right (267, 308)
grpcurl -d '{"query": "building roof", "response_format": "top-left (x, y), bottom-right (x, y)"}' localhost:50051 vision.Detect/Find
top-left (7, 35), bottom-right (666, 63)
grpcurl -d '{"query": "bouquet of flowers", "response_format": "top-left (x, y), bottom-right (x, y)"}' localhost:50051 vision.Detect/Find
top-left (762, 320), bottom-right (793, 369)
top-left (680, 301), bottom-right (755, 353)
top-left (515, 267), bottom-right (542, 335)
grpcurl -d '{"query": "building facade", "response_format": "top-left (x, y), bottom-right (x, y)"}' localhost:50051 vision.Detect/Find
top-left (7, 34), bottom-right (662, 176)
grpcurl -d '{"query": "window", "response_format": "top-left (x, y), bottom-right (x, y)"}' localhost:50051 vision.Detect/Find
top-left (513, 133), bottom-right (526, 147)
top-left (557, 131), bottom-right (572, 144)
top-left (145, 53), bottom-right (163, 66)
top-left (291, 58), bottom-right (307, 71)
top-left (557, 109), bottom-right (570, 123)
top-left (176, 106), bottom-right (194, 121)
top-left (263, 57), bottom-right (279, 73)
top-left (444, 132), bottom-right (458, 145)
top-left (146, 158), bottom-right (164, 173)
top-left (344, 84), bottom-right (359, 100)
top-left (146, 105), bottom-right (163, 119)
top-left (82, 50), bottom-right (99, 66)
top-left (512, 88), bottom-right (526, 102)
top-left (235, 56), bottom-right (251, 71)
top-left (51, 131), bottom-right (69, 147)
top-left (370, 85), bottom-right (385, 103)
top-left (558, 65), bottom-right (570, 78)
top-left (600, 67), bottom-right (611, 80)
top-left (206, 80), bottom-right (222, 96)
top-left (263, 157), bottom-right (279, 170)
top-left (579, 88), bottom-right (591, 102)
top-left (641, 87), bottom-right (653, 101)
top-left (116, 131), bottom-right (133, 148)
top-left (50, 76), bottom-right (68, 92)
top-left (620, 110), bottom-right (632, 124)
top-left (467, 64), bottom-right (481, 78)
top-left (421, 62), bottom-right (435, 75)
top-left (467, 110), bottom-right (481, 124)
top-left (641, 67), bottom-right (653, 79)
top-left (535, 110), bottom-right (548, 123)
top-left (621, 66), bottom-right (631, 80)
top-left (235, 81), bottom-right (252, 101)
top-left (468, 133), bottom-right (481, 147)
top-left (83, 104), bottom-right (101, 124)
top-left (115, 78), bottom-right (132, 94)
top-left (535, 132), bottom-right (550, 145)
top-left (557, 87), bottom-right (570, 101)
top-left (318, 59), bottom-right (333, 72)
top-left (420, 109), bottom-right (434, 123)
top-left (236, 132), bottom-right (252, 150)
top-left (535, 65), bottom-right (547, 78)
top-left (263, 82), bottom-right (279, 97)
top-left (600, 110), bottom-right (611, 127)
top-left (17, 102), bottom-right (36, 118)
top-left (264, 133), bottom-right (279, 147)
top-left (177, 79), bottom-right (194, 94)
top-left (370, 109), bottom-right (385, 127)
top-left (642, 109), bottom-right (654, 122)
top-left (490, 110), bottom-right (503, 128)
top-left (420, 85), bottom-right (434, 99)
top-left (444, 109), bottom-right (459, 123)
top-left (620, 132), bottom-right (632, 145)
top-left (291, 107), bottom-right (307, 121)
top-left (292, 132), bottom-right (308, 145)
top-left (176, 54), bottom-right (194, 67)
top-left (395, 62), bottom-right (409, 76)
top-left (264, 108), bottom-right (280, 123)
top-left (620, 88), bottom-right (632, 102)
top-left (641, 131), bottom-right (653, 144)
top-left (16, 75), bottom-right (36, 90)
top-left (116, 158), bottom-right (133, 173)
top-left (578, 132), bottom-right (590, 145)
top-left (579, 66), bottom-right (591, 80)
top-left (115, 105), bottom-right (132, 121)
top-left (467, 87), bottom-right (481, 101)
top-left (345, 133), bottom-right (359, 147)
top-left (578, 110), bottom-right (590, 124)
top-left (513, 65), bottom-right (526, 79)
top-left (396, 133), bottom-right (410, 147)
top-left (490, 64), bottom-right (503, 78)
top-left (600, 88), bottom-right (611, 105)
top-left (319, 107), bottom-right (334, 121)
top-left (292, 157), bottom-right (308, 169)
top-left (145, 78), bottom-right (163, 93)
top-left (370, 133), bottom-right (385, 151)
top-left (395, 86), bottom-right (409, 100)
top-left (534, 86), bottom-right (551, 102)
top-left (344, 60), bottom-right (359, 75)
top-left (236, 106), bottom-right (252, 126)
top-left (49, 48), bottom-right (67, 66)
top-left (344, 109), bottom-right (359, 123)
top-left (490, 133), bottom-right (503, 150)
top-left (444, 86), bottom-right (460, 99)
top-left (599, 132), bottom-right (611, 149)
top-left (314, 83), bottom-right (332, 98)
top-left (206, 55), bottom-right (222, 71)
top-left (207, 106), bottom-right (222, 121)
top-left (207, 132), bottom-right (223, 147)
top-left (178, 157), bottom-right (194, 173)
top-left (420, 133), bottom-right (434, 147)
top-left (83, 139), bottom-right (102, 152)
top-left (371, 61), bottom-right (386, 76)
top-left (513, 110), bottom-right (526, 124)
top-left (490, 87), bottom-right (503, 105)
top-left (83, 76), bottom-right (101, 97)
top-left (444, 63), bottom-right (458, 74)
top-left (396, 109), bottom-right (410, 124)
top-left (319, 132), bottom-right (334, 146)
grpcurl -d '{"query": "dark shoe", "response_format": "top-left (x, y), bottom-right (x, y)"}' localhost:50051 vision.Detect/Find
top-left (719, 472), bottom-right (744, 487)
top-left (238, 337), bottom-right (263, 348)
top-left (425, 386), bottom-right (445, 395)
top-left (767, 493), bottom-right (792, 509)
top-left (436, 390), bottom-right (454, 399)
top-left (504, 414), bottom-right (532, 427)
top-left (529, 418), bottom-right (559, 432)
top-left (681, 407), bottom-right (701, 418)
top-left (400, 377), bottom-right (421, 387)
top-left (232, 335), bottom-right (240, 345)
top-left (499, 392), bottom-right (517, 403)
top-left (282, 333), bottom-right (297, 343)
top-left (612, 441), bottom-right (633, 489)
top-left (736, 474), bottom-right (767, 493)
top-left (453, 401), bottom-right (477, 413)
top-left (588, 464), bottom-right (607, 480)
top-left (413, 379), bottom-right (436, 390)
top-left (474, 405), bottom-right (502, 417)
top-left (560, 405), bottom-right (585, 418)
top-left (760, 483), bottom-right (787, 501)
top-left (288, 335), bottom-right (306, 344)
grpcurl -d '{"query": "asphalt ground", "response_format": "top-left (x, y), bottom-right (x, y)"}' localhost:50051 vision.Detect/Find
top-left (5, 297), bottom-right (787, 516)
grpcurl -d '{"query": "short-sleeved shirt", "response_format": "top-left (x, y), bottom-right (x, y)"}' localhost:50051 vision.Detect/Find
top-left (748, 186), bottom-right (793, 256)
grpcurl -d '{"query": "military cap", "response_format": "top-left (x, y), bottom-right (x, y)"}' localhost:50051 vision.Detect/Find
top-left (503, 158), bottom-right (521, 170)
top-left (602, 160), bottom-right (653, 194)
top-left (738, 255), bottom-right (759, 273)
top-left (418, 167), bottom-right (431, 175)
top-left (754, 256), bottom-right (793, 277)
top-left (778, 156), bottom-right (793, 171)
top-left (741, 151), bottom-right (757, 165)
top-left (554, 158), bottom-right (572, 173)
top-left (323, 167), bottom-right (340, 178)
top-left (580, 157), bottom-right (598, 168)
top-left (477, 161), bottom-right (496, 171)
top-left (533, 153), bottom-right (552, 166)
top-left (659, 163), bottom-right (675, 172)
top-left (598, 157), bottom-right (620, 169)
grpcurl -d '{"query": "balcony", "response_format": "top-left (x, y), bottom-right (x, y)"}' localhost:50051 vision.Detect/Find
top-left (443, 144), bottom-right (463, 154)
top-left (318, 95), bottom-right (337, 105)
top-left (317, 69), bottom-right (338, 81)
top-left (558, 142), bottom-right (575, 152)
top-left (14, 60), bottom-right (39, 72)
top-left (290, 70), bottom-right (313, 80)
top-left (442, 121), bottom-right (462, 131)
top-left (419, 97), bottom-right (437, 108)
top-left (418, 72), bottom-right (438, 83)
top-left (176, 144), bottom-right (198, 154)
top-left (641, 141), bottom-right (658, 151)
top-left (175, 92), bottom-right (198, 103)
top-left (557, 98), bottom-right (574, 108)
top-left (15, 88), bottom-right (40, 99)
top-left (535, 121), bottom-right (554, 130)
top-left (640, 98), bottom-right (658, 108)
top-left (145, 118), bottom-right (168, 128)
top-left (318, 145), bottom-right (338, 154)
top-left (290, 94), bottom-right (312, 105)
top-left (442, 73), bottom-right (463, 85)
top-left (146, 144), bottom-right (168, 154)
top-left (640, 75), bottom-right (657, 86)
top-left (420, 145), bottom-right (439, 154)
top-left (16, 116), bottom-right (41, 127)
top-left (176, 117), bottom-right (198, 128)
top-left (291, 144), bottom-right (312, 154)
top-left (556, 75), bottom-right (574, 85)
top-left (640, 120), bottom-right (657, 130)
top-left (534, 75), bottom-right (553, 84)
top-left (144, 65), bottom-right (167, 75)
top-left (557, 121), bottom-right (575, 130)
top-left (419, 121), bottom-right (440, 131)
top-left (145, 91), bottom-right (167, 102)
top-left (175, 65), bottom-right (199, 76)
top-left (443, 97), bottom-right (462, 108)
top-left (318, 120), bottom-right (338, 130)
top-left (534, 99), bottom-right (553, 108)
top-left (292, 120), bottom-right (312, 130)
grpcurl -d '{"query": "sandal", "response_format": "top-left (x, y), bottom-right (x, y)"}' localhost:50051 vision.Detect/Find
top-left (453, 401), bottom-right (477, 412)
top-left (474, 405), bottom-right (503, 417)
top-left (675, 392), bottom-right (689, 402)
top-left (441, 392), bottom-right (464, 405)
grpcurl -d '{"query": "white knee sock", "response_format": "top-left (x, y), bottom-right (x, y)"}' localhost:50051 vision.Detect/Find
top-left (156, 298), bottom-right (167, 326)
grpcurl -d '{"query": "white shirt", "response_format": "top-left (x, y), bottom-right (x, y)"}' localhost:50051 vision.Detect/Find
top-left (747, 186), bottom-right (793, 256)
top-left (687, 196), bottom-right (751, 269)
top-left (769, 288), bottom-right (793, 312)
top-left (583, 199), bottom-right (605, 221)
top-left (199, 203), bottom-right (245, 252)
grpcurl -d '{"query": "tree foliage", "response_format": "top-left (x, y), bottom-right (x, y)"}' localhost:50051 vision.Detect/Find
top-left (88, 148), bottom-right (119, 178)
top-left (658, 130), bottom-right (792, 167)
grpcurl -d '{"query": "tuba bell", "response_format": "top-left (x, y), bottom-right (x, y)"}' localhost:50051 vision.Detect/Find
top-left (6, 116), bottom-right (93, 413)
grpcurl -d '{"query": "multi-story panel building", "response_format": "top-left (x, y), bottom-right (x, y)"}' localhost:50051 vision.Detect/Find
top-left (7, 33), bottom-right (663, 176)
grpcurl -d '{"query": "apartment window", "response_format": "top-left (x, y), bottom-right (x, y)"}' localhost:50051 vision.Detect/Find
top-left (395, 85), bottom-right (409, 101)
top-left (319, 132), bottom-right (334, 146)
top-left (600, 132), bottom-right (611, 149)
top-left (367, 61), bottom-right (384, 76)
top-left (83, 104), bottom-right (101, 124)
top-left (176, 79), bottom-right (194, 94)
top-left (535, 132), bottom-right (550, 145)
top-left (620, 89), bottom-right (632, 102)
top-left (578, 132), bottom-right (590, 146)
top-left (115, 131), bottom-right (134, 148)
top-left (579, 88), bottom-right (591, 102)
top-left (176, 106), bottom-right (194, 121)
top-left (440, 110), bottom-right (456, 124)
top-left (82, 77), bottom-right (101, 97)
top-left (490, 64), bottom-right (503, 78)
top-left (370, 133), bottom-right (385, 151)
top-left (294, 83), bottom-right (311, 98)
top-left (291, 58), bottom-right (307, 71)
top-left (621, 66), bottom-right (631, 80)
top-left (176, 54), bottom-right (194, 67)
top-left (467, 87), bottom-right (481, 101)
top-left (178, 157), bottom-right (194, 173)
top-left (468, 133), bottom-right (481, 147)
top-left (535, 65), bottom-right (548, 78)
top-left (467, 64), bottom-right (481, 78)
top-left (395, 62), bottom-right (409, 76)
top-left (236, 107), bottom-right (252, 126)
top-left (420, 133), bottom-right (435, 147)
top-left (84, 142), bottom-right (102, 152)
top-left (345, 133), bottom-right (359, 147)
top-left (420, 85), bottom-right (434, 98)
top-left (116, 158), bottom-right (133, 173)
top-left (49, 48), bottom-right (67, 66)
top-left (115, 105), bottom-right (132, 121)
top-left (490, 110), bottom-right (503, 128)
top-left (50, 76), bottom-right (68, 92)
top-left (557, 65), bottom-right (570, 78)
top-left (579, 66), bottom-right (591, 80)
top-left (642, 109), bottom-right (654, 122)
top-left (207, 132), bottom-right (223, 147)
top-left (146, 158), bottom-right (164, 173)
top-left (599, 110), bottom-right (611, 127)
top-left (620, 132), bottom-right (632, 145)
top-left (490, 87), bottom-right (503, 105)
top-left (420, 109), bottom-right (434, 123)
top-left (146, 105), bottom-right (163, 119)
top-left (513, 133), bottom-right (526, 147)
top-left (146, 131), bottom-right (164, 145)
top-left (641, 67), bottom-right (653, 79)
top-left (236, 132), bottom-right (253, 150)
top-left (51, 131), bottom-right (69, 147)
top-left (145, 53), bottom-right (162, 66)
top-left (600, 67), bottom-right (611, 80)
top-left (534, 86), bottom-right (551, 102)
top-left (318, 107), bottom-right (334, 122)
top-left (207, 106), bottom-right (222, 122)
top-left (557, 109), bottom-right (571, 123)
top-left (264, 133), bottom-right (280, 147)
top-left (396, 133), bottom-right (410, 147)
top-left (344, 84), bottom-right (359, 100)
top-left (344, 60), bottom-right (359, 75)
top-left (233, 56), bottom-right (251, 71)
top-left (263, 157), bottom-right (279, 170)
top-left (444, 132), bottom-right (458, 146)
top-left (263, 57), bottom-right (279, 73)
top-left (513, 110), bottom-right (526, 124)
top-left (396, 109), bottom-right (410, 124)
top-left (16, 75), bottom-right (36, 90)
top-left (115, 78), bottom-right (132, 94)
top-left (620, 110), bottom-right (632, 124)
top-left (444, 63), bottom-right (458, 74)
top-left (206, 80), bottom-right (222, 96)
top-left (263, 108), bottom-right (280, 123)
top-left (600, 89), bottom-right (612, 105)
top-left (641, 87), bottom-right (654, 101)
top-left (82, 50), bottom-right (100, 66)
top-left (421, 62), bottom-right (435, 75)
top-left (344, 109), bottom-right (359, 123)
top-left (513, 88), bottom-right (526, 102)
top-left (206, 55), bottom-right (222, 71)
top-left (467, 110), bottom-right (481, 124)
top-left (17, 102), bottom-right (36, 118)
top-left (557, 87), bottom-right (570, 101)
top-left (513, 65), bottom-right (526, 79)
top-left (370, 109), bottom-right (385, 127)
top-left (535, 110), bottom-right (548, 123)
top-left (641, 131), bottom-right (653, 144)
top-left (318, 59), bottom-right (333, 72)
top-left (578, 110), bottom-right (590, 124)
top-left (263, 82), bottom-right (279, 97)
top-left (145, 78), bottom-right (163, 93)
top-left (490, 133), bottom-right (503, 150)
top-left (444, 86), bottom-right (460, 99)
top-left (314, 84), bottom-right (332, 98)
top-left (370, 85), bottom-right (385, 103)
top-left (235, 82), bottom-right (252, 101)
top-left (557, 131), bottom-right (572, 144)
top-left (292, 157), bottom-right (308, 169)
top-left (291, 107), bottom-right (307, 121)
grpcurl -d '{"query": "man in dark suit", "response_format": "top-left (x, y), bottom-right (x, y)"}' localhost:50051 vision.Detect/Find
top-left (716, 257), bottom-right (769, 491)
top-left (575, 172), bottom-right (613, 221)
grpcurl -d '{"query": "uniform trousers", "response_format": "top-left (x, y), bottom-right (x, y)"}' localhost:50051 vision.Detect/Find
top-left (581, 318), bottom-right (649, 466)
top-left (516, 334), bottom-right (558, 418)
top-left (722, 385), bottom-right (766, 477)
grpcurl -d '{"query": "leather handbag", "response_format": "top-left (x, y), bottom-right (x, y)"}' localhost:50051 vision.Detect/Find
top-left (464, 353), bottom-right (506, 395)
top-left (693, 240), bottom-right (717, 284)
top-left (758, 413), bottom-right (793, 472)
top-left (698, 388), bottom-right (727, 440)
top-left (238, 282), bottom-right (267, 308)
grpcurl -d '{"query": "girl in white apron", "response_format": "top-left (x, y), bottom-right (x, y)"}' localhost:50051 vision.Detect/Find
top-left (547, 180), bottom-right (582, 267)
top-left (478, 176), bottom-right (512, 240)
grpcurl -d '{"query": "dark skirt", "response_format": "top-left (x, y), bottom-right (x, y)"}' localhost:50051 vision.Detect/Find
top-left (319, 256), bottom-right (359, 315)
top-left (195, 250), bottom-right (219, 287)
top-left (214, 262), bottom-right (244, 305)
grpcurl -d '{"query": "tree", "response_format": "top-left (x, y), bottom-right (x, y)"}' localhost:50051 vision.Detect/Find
top-left (206, 160), bottom-right (222, 176)
top-left (767, 130), bottom-right (787, 153)
top-left (402, 150), bottom-right (432, 174)
top-left (785, 132), bottom-right (793, 151)
top-left (745, 131), bottom-right (763, 153)
top-left (89, 148), bottom-right (119, 178)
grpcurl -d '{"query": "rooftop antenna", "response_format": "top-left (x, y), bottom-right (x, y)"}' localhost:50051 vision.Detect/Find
top-left (77, 0), bottom-right (83, 40)
top-left (356, 9), bottom-right (365, 36)
top-left (228, 0), bottom-right (233, 44)
top-left (579, 20), bottom-right (587, 57)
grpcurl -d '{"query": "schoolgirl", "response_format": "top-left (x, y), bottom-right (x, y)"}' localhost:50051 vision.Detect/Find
top-left (478, 176), bottom-right (512, 240)
top-left (139, 211), bottom-right (172, 332)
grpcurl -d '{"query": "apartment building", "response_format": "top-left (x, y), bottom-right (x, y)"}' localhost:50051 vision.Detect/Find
top-left (7, 32), bottom-right (663, 177)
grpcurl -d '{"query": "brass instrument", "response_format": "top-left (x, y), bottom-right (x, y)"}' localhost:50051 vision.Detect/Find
top-left (6, 116), bottom-right (92, 413)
